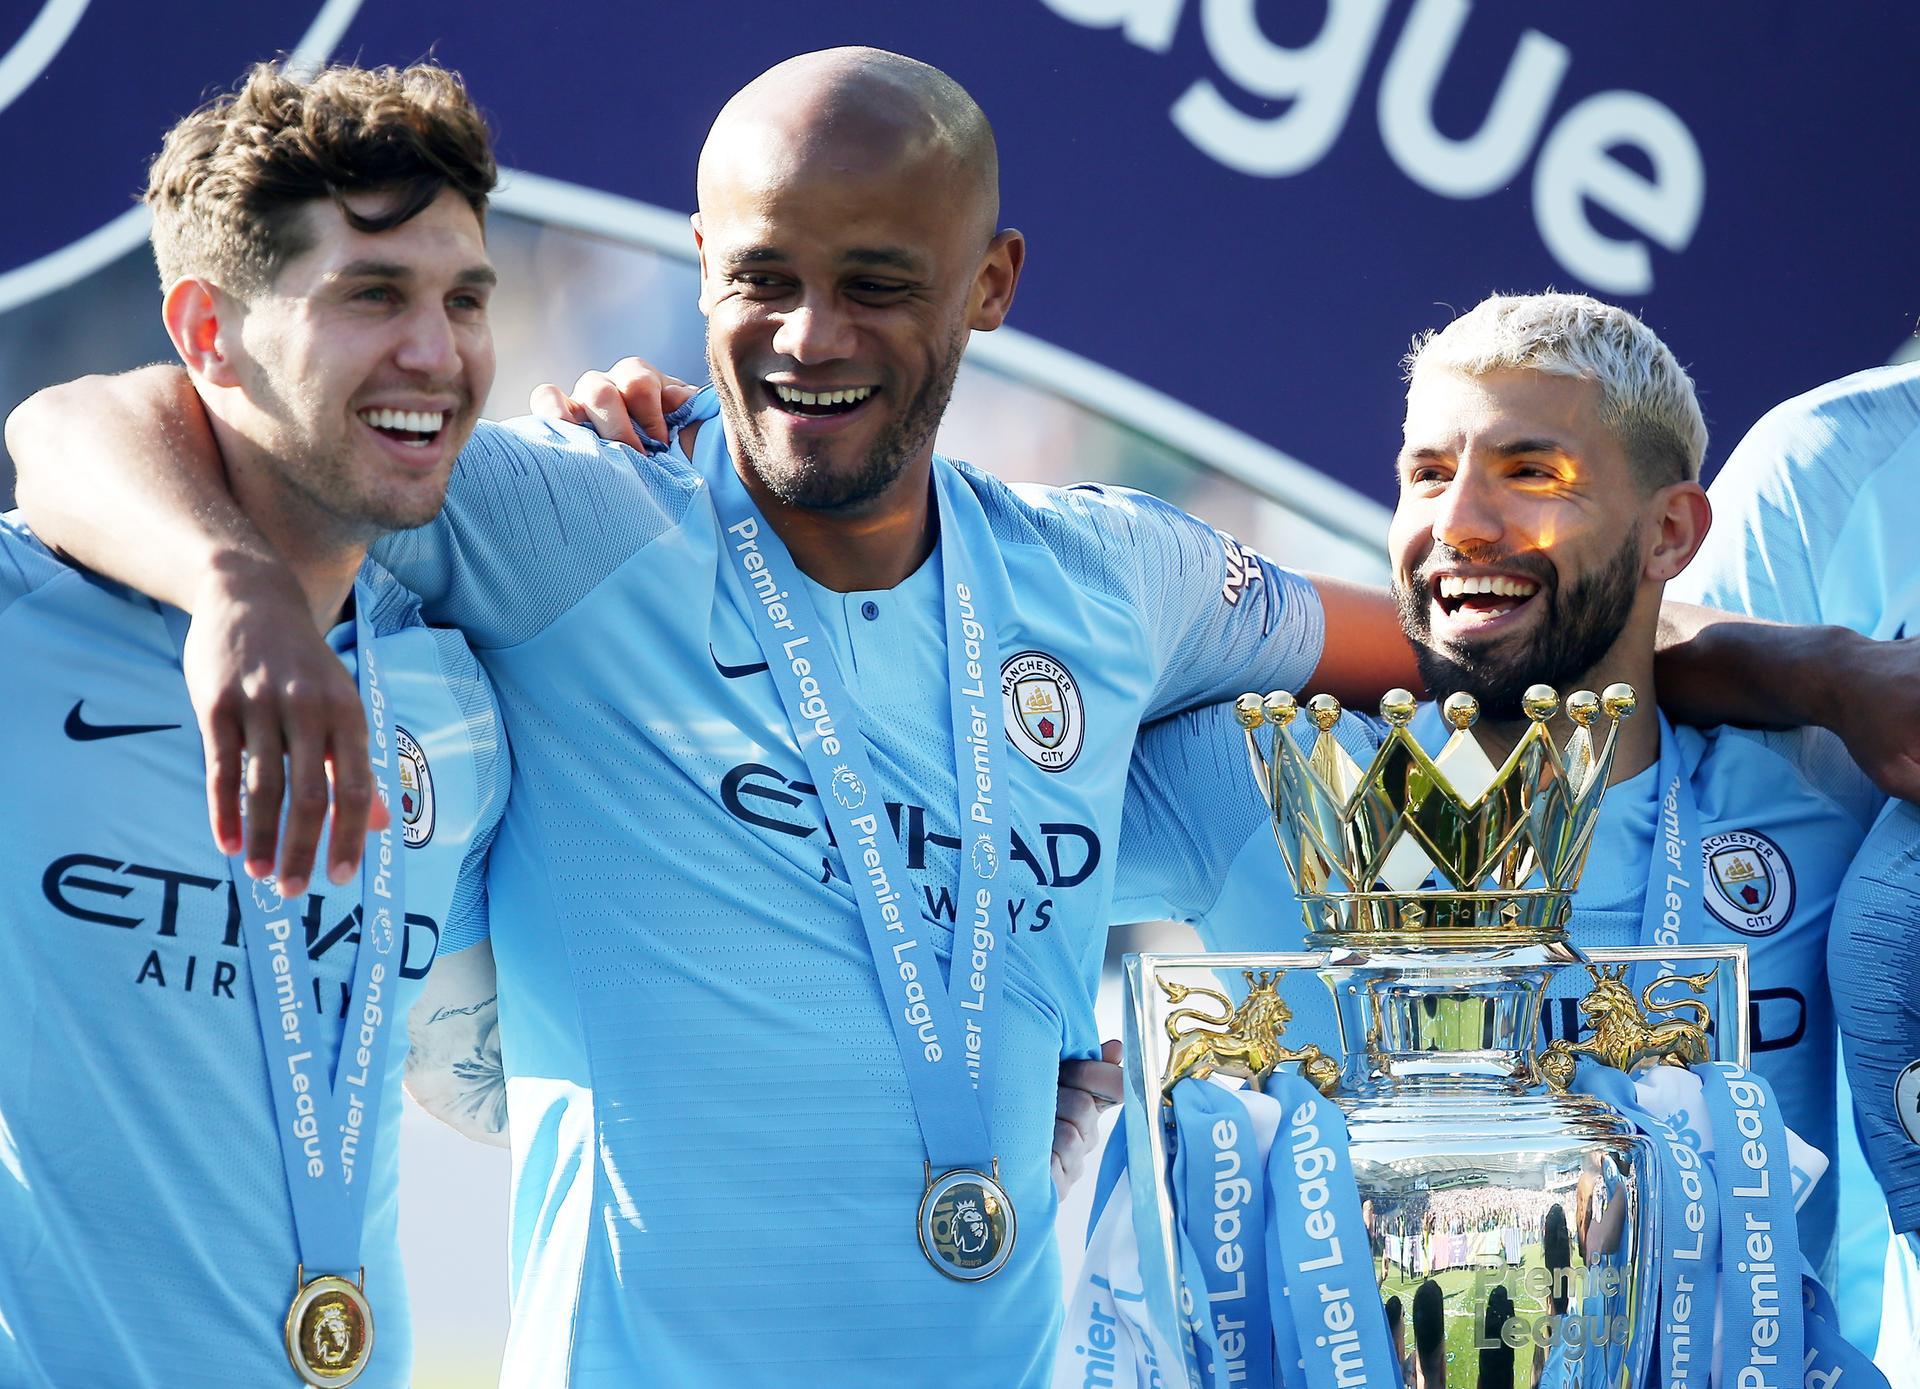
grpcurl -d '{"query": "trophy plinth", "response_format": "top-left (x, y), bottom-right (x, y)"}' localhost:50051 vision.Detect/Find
top-left (1119, 684), bottom-right (1744, 1389)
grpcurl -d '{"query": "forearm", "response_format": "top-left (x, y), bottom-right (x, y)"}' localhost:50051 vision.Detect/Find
top-left (1304, 576), bottom-right (1423, 703)
top-left (404, 942), bottom-right (509, 1147)
top-left (6, 364), bottom-right (280, 610)
top-left (1654, 599), bottom-right (1853, 732)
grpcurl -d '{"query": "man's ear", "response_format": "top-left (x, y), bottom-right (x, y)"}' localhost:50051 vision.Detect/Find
top-left (967, 228), bottom-right (1025, 332)
top-left (162, 278), bottom-right (243, 388)
top-left (691, 214), bottom-right (716, 317)
top-left (1646, 480), bottom-right (1711, 582)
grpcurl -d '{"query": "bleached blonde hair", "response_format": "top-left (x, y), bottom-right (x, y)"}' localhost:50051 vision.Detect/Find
top-left (1403, 292), bottom-right (1708, 486)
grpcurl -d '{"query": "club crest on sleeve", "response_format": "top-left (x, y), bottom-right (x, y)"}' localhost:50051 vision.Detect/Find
top-left (1895, 1061), bottom-right (1920, 1146)
top-left (395, 726), bottom-right (435, 848)
top-left (1701, 830), bottom-right (1793, 935)
top-left (1216, 528), bottom-right (1261, 607)
top-left (1001, 651), bottom-right (1083, 772)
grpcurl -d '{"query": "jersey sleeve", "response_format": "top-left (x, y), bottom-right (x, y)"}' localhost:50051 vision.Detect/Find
top-left (426, 627), bottom-right (510, 957)
top-left (1047, 484), bottom-right (1325, 720)
top-left (371, 418), bottom-right (699, 649)
top-left (1112, 699), bottom-right (1384, 926)
top-left (1742, 727), bottom-right (1886, 834)
top-left (0, 514), bottom-right (74, 617)
top-left (1675, 364), bottom-right (1920, 626)
top-left (1827, 798), bottom-right (1920, 1234)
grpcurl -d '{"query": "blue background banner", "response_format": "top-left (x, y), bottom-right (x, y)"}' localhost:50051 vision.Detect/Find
top-left (3, 0), bottom-right (1917, 502)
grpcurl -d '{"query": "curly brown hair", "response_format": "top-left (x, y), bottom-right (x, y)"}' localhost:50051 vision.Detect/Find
top-left (147, 61), bottom-right (497, 296)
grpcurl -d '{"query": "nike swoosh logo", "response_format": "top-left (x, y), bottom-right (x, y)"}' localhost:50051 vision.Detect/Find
top-left (64, 701), bottom-right (181, 741)
top-left (710, 645), bottom-right (769, 679)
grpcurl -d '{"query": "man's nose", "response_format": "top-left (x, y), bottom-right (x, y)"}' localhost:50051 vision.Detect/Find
top-left (770, 298), bottom-right (856, 364)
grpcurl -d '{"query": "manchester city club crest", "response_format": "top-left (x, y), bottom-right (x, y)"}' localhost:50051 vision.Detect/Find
top-left (393, 726), bottom-right (434, 849)
top-left (1701, 829), bottom-right (1794, 935)
top-left (918, 1166), bottom-right (1016, 1282)
top-left (1896, 1060), bottom-right (1920, 1146)
top-left (830, 764), bottom-right (867, 810)
top-left (1000, 651), bottom-right (1085, 771)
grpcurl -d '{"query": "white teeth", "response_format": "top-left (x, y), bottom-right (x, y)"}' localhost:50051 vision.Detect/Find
top-left (360, 407), bottom-right (445, 434)
top-left (772, 384), bottom-right (874, 407)
top-left (1437, 575), bottom-right (1540, 600)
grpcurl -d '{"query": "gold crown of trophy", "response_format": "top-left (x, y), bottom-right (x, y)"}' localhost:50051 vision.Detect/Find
top-left (1122, 684), bottom-right (1751, 1389)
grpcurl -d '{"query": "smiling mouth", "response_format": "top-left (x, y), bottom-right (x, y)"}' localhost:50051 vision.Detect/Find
top-left (1433, 573), bottom-right (1542, 623)
top-left (768, 383), bottom-right (875, 418)
top-left (359, 407), bottom-right (447, 449)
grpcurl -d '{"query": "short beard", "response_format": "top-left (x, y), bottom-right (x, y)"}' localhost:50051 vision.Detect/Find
top-left (710, 326), bottom-right (965, 512)
top-left (1395, 525), bottom-right (1644, 720)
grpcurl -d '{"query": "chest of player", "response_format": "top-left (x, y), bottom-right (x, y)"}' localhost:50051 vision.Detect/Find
top-left (6, 591), bottom-right (483, 1014)
top-left (492, 512), bottom-right (1152, 943)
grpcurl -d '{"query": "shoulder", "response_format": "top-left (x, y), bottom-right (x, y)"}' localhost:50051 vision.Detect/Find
top-left (1711, 362), bottom-right (1920, 513)
top-left (462, 417), bottom-right (704, 509)
top-left (953, 459), bottom-right (1239, 604)
top-left (1695, 724), bottom-right (1881, 833)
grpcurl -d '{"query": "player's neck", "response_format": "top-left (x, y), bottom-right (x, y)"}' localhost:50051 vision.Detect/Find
top-left (742, 455), bottom-right (937, 593)
top-left (1470, 670), bottom-right (1660, 784)
top-left (218, 437), bottom-right (368, 631)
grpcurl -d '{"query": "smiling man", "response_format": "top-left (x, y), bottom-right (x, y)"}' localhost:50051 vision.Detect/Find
top-left (1119, 292), bottom-right (1884, 1287)
top-left (0, 63), bottom-right (509, 1388)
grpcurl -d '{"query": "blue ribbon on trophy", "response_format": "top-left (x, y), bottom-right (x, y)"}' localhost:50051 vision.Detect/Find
top-left (1573, 1058), bottom-right (1718, 1389)
top-left (1170, 1080), bottom-right (1275, 1389)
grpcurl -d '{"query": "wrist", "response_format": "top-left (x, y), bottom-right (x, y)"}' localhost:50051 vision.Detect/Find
top-left (193, 547), bottom-right (305, 619)
top-left (1795, 624), bottom-right (1870, 733)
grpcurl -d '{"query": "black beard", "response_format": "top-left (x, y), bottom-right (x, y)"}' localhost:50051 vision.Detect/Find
top-left (1395, 526), bottom-right (1643, 720)
top-left (711, 327), bottom-right (965, 513)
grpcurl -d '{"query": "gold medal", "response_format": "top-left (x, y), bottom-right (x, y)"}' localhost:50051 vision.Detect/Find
top-left (284, 1267), bottom-right (374, 1386)
top-left (918, 1162), bottom-right (1016, 1282)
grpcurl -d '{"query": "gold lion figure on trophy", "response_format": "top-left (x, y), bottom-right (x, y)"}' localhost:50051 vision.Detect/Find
top-left (1160, 970), bottom-right (1340, 1099)
top-left (1539, 963), bottom-right (1715, 1089)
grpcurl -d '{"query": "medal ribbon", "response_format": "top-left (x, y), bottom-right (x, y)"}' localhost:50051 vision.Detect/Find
top-left (1573, 1059), bottom-right (1718, 1389)
top-left (1169, 1081), bottom-right (1274, 1389)
top-left (174, 589), bottom-right (406, 1275)
top-left (1692, 1060), bottom-right (1804, 1389)
top-left (702, 427), bottom-right (1010, 1173)
top-left (1261, 1071), bottom-right (1399, 1389)
top-left (1634, 713), bottom-right (1704, 993)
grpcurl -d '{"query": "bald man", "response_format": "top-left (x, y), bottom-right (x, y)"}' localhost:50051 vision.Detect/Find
top-left (7, 46), bottom-right (1899, 1387)
top-left (8, 48), bottom-right (1412, 1385)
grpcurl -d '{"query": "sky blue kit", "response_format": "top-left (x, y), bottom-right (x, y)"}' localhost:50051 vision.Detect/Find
top-left (1675, 359), bottom-right (1920, 1346)
top-left (0, 517), bottom-right (506, 1388)
top-left (366, 388), bottom-right (1325, 1386)
top-left (1115, 697), bottom-right (1880, 1282)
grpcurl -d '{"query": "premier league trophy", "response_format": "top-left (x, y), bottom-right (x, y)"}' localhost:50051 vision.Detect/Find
top-left (1115, 685), bottom-right (1745, 1389)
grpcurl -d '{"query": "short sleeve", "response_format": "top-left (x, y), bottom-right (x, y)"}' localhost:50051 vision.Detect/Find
top-left (1676, 363), bottom-right (1920, 628)
top-left (1827, 798), bottom-right (1920, 1233)
top-left (372, 417), bottom-right (699, 649)
top-left (0, 514), bottom-right (73, 617)
top-left (1113, 699), bottom-right (1384, 926)
top-left (1013, 483), bottom-right (1325, 720)
top-left (426, 627), bottom-right (510, 957)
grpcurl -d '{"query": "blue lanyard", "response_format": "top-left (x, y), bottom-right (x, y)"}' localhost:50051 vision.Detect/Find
top-left (173, 587), bottom-right (407, 1275)
top-left (1636, 712), bottom-right (1705, 974)
top-left (1169, 1082), bottom-right (1273, 1389)
top-left (702, 428), bottom-right (1011, 1173)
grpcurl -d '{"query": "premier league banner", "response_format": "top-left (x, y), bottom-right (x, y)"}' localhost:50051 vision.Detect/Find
top-left (3, 0), bottom-right (1917, 515)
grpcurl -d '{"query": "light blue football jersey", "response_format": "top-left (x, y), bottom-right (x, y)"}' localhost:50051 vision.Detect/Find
top-left (368, 387), bottom-right (1325, 1386)
top-left (0, 517), bottom-right (507, 1389)
top-left (1673, 359), bottom-right (1920, 1344)
top-left (1114, 700), bottom-right (1879, 1277)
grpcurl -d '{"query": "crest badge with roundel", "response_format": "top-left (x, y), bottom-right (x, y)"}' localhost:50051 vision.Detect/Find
top-left (395, 726), bottom-right (435, 849)
top-left (1701, 829), bottom-right (1793, 936)
top-left (1001, 651), bottom-right (1084, 771)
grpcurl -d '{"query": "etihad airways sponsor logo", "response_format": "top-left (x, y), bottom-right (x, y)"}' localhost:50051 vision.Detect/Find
top-left (41, 852), bottom-right (441, 1004)
top-left (720, 761), bottom-right (1101, 933)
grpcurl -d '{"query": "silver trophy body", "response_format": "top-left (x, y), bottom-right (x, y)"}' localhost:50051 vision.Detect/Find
top-left (1123, 686), bottom-right (1747, 1389)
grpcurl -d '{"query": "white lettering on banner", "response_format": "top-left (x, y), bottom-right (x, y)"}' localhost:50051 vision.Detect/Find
top-left (1208, 1117), bottom-right (1253, 1377)
top-left (1038, 0), bottom-right (1705, 292)
top-left (1721, 1067), bottom-right (1784, 1382)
